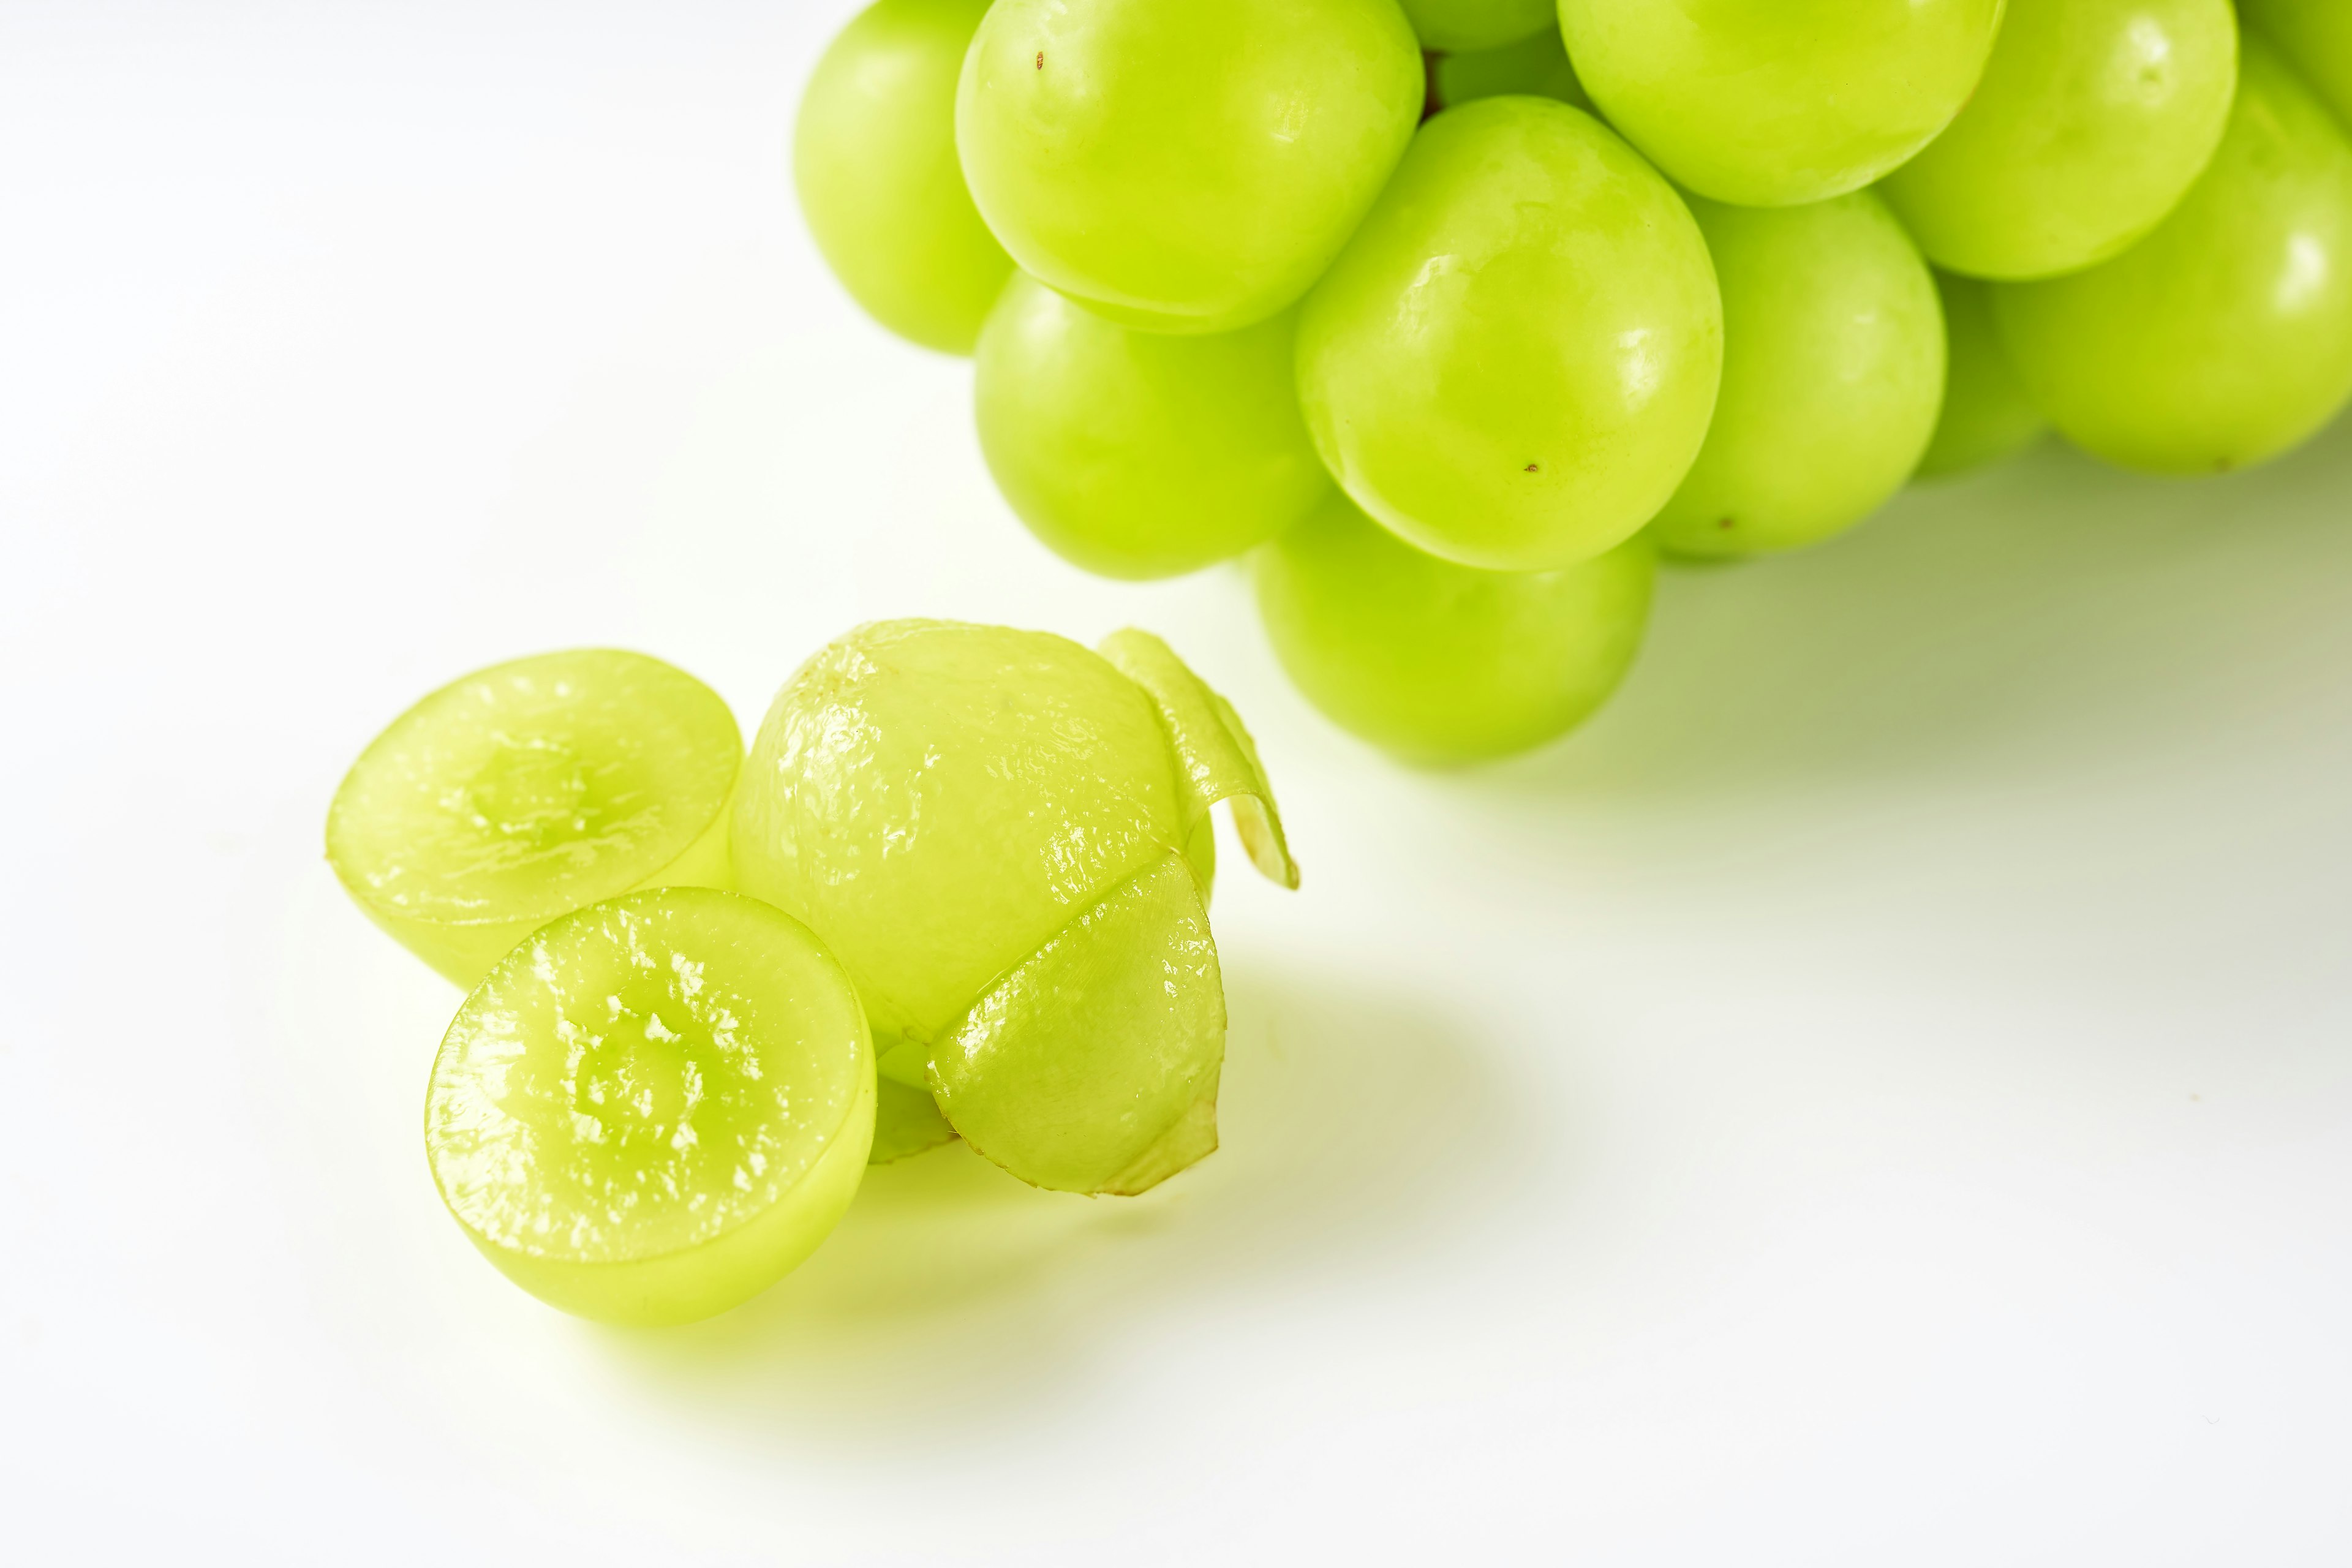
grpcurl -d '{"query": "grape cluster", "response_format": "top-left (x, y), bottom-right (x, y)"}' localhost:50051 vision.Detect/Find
top-left (797, 0), bottom-right (2352, 764)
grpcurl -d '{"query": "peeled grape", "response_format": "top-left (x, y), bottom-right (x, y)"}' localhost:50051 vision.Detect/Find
top-left (1296, 96), bottom-right (1722, 573)
top-left (973, 272), bottom-right (1331, 580)
top-left (731, 621), bottom-right (1294, 1193)
top-left (1991, 39), bottom-right (2352, 473)
top-left (1401, 0), bottom-right (1558, 53)
top-left (1880, 0), bottom-right (2240, 281)
top-left (1429, 23), bottom-right (1592, 112)
top-left (1916, 271), bottom-right (2048, 480)
top-left (2241, 0), bottom-right (2352, 131)
top-left (1648, 192), bottom-right (1945, 561)
top-left (1557, 0), bottom-right (2004, 208)
top-left (794, 0), bottom-right (1011, 354)
top-left (426, 888), bottom-right (875, 1325)
top-left (327, 650), bottom-right (739, 987)
top-left (1256, 490), bottom-right (1655, 764)
top-left (955, 0), bottom-right (1423, 334)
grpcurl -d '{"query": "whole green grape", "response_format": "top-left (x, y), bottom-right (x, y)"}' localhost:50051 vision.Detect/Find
top-left (794, 0), bottom-right (1011, 354)
top-left (1648, 192), bottom-right (1946, 560)
top-left (955, 0), bottom-right (1423, 334)
top-left (731, 621), bottom-right (1297, 1193)
top-left (327, 649), bottom-right (740, 987)
top-left (1557, 0), bottom-right (2006, 207)
top-left (1430, 23), bottom-right (1593, 111)
top-left (427, 888), bottom-right (875, 1325)
top-left (1915, 271), bottom-right (2048, 480)
top-left (973, 272), bottom-right (1332, 580)
top-left (1296, 96), bottom-right (1722, 573)
top-left (1991, 39), bottom-right (2352, 473)
top-left (1401, 0), bottom-right (1558, 52)
top-left (1879, 0), bottom-right (2240, 281)
top-left (2240, 0), bottom-right (2352, 130)
top-left (1256, 491), bottom-right (1656, 764)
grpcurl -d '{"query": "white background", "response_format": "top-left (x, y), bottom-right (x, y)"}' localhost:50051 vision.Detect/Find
top-left (6, 3), bottom-right (2350, 1562)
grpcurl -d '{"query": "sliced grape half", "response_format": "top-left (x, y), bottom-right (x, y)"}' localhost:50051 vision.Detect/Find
top-left (426, 888), bottom-right (875, 1325)
top-left (328, 649), bottom-right (740, 986)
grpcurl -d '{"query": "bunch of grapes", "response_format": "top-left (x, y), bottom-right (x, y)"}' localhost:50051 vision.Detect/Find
top-left (797, 0), bottom-right (2352, 764)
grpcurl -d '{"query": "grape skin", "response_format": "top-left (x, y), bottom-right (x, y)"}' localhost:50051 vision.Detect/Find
top-left (1429, 23), bottom-right (1593, 113)
top-left (1297, 96), bottom-right (1722, 573)
top-left (794, 0), bottom-right (1009, 355)
top-left (1991, 39), bottom-right (2352, 474)
top-left (1648, 191), bottom-right (1947, 561)
top-left (1256, 491), bottom-right (1656, 764)
top-left (1879, 0), bottom-right (2241, 282)
top-left (1400, 0), bottom-right (1559, 53)
top-left (1915, 271), bottom-right (2048, 480)
top-left (956, 0), bottom-right (1423, 334)
top-left (1558, 0), bottom-right (2006, 208)
top-left (973, 272), bottom-right (1332, 581)
top-left (2240, 0), bottom-right (2352, 132)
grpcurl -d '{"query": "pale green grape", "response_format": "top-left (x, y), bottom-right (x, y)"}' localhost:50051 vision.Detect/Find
top-left (1991, 39), bottom-right (2352, 473)
top-left (955, 0), bottom-right (1423, 334)
top-left (1256, 490), bottom-right (1656, 764)
top-left (731, 621), bottom-right (1295, 1193)
top-left (1401, 0), bottom-right (1557, 52)
top-left (794, 0), bottom-right (1011, 354)
top-left (1649, 192), bottom-right (1945, 560)
top-left (2241, 0), bottom-right (2352, 131)
top-left (870, 1078), bottom-right (957, 1164)
top-left (1430, 23), bottom-right (1592, 112)
top-left (973, 273), bottom-right (1331, 580)
top-left (1296, 96), bottom-right (1722, 572)
top-left (1558, 0), bottom-right (2005, 207)
top-left (1916, 271), bottom-right (2048, 479)
top-left (1879, 0), bottom-right (2239, 281)
top-left (426, 888), bottom-right (874, 1325)
top-left (327, 650), bottom-right (739, 987)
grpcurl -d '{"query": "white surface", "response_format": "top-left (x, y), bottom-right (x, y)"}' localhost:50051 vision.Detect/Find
top-left (6, 4), bottom-right (2351, 1562)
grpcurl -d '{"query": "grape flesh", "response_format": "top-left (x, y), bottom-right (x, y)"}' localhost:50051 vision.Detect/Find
top-left (1648, 192), bottom-right (1946, 561)
top-left (1991, 39), bottom-right (2352, 474)
top-left (2241, 0), bottom-right (2352, 132)
top-left (955, 0), bottom-right (1423, 334)
top-left (1558, 0), bottom-right (2005, 208)
top-left (1429, 23), bottom-right (1592, 113)
top-left (1256, 490), bottom-right (1656, 764)
top-left (1879, 0), bottom-right (2240, 281)
top-left (1915, 271), bottom-right (2048, 480)
top-left (973, 272), bottom-right (1331, 580)
top-left (426, 888), bottom-right (875, 1325)
top-left (327, 650), bottom-right (740, 987)
top-left (1296, 96), bottom-right (1722, 573)
top-left (731, 621), bottom-right (1293, 1193)
top-left (794, 0), bottom-right (1011, 355)
top-left (1401, 0), bottom-right (1558, 53)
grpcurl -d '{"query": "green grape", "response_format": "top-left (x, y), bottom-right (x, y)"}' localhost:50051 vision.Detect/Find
top-left (1558, 0), bottom-right (2005, 208)
top-left (426, 888), bottom-right (875, 1325)
top-left (1879, 0), bottom-right (2239, 281)
top-left (1648, 191), bottom-right (1946, 560)
top-left (1991, 39), bottom-right (2352, 473)
top-left (793, 0), bottom-right (1011, 355)
top-left (870, 1078), bottom-right (957, 1164)
top-left (973, 272), bottom-right (1332, 580)
top-left (1915, 270), bottom-right (2048, 479)
top-left (1255, 490), bottom-right (1656, 764)
top-left (2240, 0), bottom-right (2352, 131)
top-left (731, 621), bottom-right (1295, 1193)
top-left (328, 650), bottom-right (739, 987)
top-left (1430, 23), bottom-right (1592, 111)
top-left (1296, 96), bottom-right (1722, 573)
top-left (955, 0), bottom-right (1423, 334)
top-left (1401, 0), bottom-right (1557, 52)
